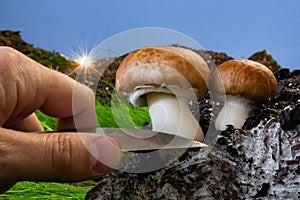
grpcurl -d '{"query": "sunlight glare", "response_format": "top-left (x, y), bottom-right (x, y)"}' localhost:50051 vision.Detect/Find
top-left (78, 55), bottom-right (92, 67)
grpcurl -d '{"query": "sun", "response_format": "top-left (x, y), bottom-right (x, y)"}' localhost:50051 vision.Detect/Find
top-left (78, 55), bottom-right (92, 67)
top-left (67, 42), bottom-right (103, 83)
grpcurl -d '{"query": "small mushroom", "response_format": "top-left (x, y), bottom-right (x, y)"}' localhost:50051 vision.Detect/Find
top-left (211, 59), bottom-right (278, 130)
top-left (115, 46), bottom-right (210, 141)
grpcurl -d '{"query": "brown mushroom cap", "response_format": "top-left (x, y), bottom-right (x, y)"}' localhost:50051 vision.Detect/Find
top-left (211, 59), bottom-right (278, 103)
top-left (116, 46), bottom-right (211, 106)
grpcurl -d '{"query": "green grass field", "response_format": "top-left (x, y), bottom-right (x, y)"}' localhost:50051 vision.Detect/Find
top-left (1, 181), bottom-right (96, 200)
top-left (1, 95), bottom-right (150, 199)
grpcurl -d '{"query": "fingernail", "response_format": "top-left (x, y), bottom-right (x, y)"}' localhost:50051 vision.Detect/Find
top-left (90, 136), bottom-right (122, 174)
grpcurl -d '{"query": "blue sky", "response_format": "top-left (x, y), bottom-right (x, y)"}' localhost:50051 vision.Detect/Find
top-left (0, 0), bottom-right (299, 69)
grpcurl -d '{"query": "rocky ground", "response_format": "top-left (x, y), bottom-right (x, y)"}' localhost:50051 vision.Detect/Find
top-left (85, 51), bottom-right (299, 199)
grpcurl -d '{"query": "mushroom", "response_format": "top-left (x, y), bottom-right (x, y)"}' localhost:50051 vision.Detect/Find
top-left (115, 46), bottom-right (210, 141)
top-left (210, 59), bottom-right (278, 130)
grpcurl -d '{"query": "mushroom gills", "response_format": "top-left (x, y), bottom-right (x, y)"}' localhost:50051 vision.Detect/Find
top-left (215, 95), bottom-right (254, 130)
top-left (146, 92), bottom-right (204, 141)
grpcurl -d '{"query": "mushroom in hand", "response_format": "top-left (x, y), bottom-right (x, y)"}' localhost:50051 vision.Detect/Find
top-left (116, 46), bottom-right (210, 141)
top-left (211, 59), bottom-right (278, 130)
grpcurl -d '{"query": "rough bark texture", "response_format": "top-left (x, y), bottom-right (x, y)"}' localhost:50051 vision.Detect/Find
top-left (86, 68), bottom-right (300, 199)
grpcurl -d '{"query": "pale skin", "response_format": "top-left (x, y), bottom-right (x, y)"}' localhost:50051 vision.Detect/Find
top-left (0, 47), bottom-right (122, 194)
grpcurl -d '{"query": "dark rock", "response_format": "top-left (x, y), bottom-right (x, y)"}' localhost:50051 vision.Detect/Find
top-left (142, 122), bottom-right (152, 130)
top-left (204, 50), bottom-right (234, 66)
top-left (190, 92), bottom-right (213, 137)
top-left (248, 49), bottom-right (281, 72)
top-left (275, 68), bottom-right (291, 80)
top-left (280, 105), bottom-right (300, 131)
top-left (96, 54), bottom-right (127, 97)
top-left (172, 44), bottom-right (234, 71)
top-left (291, 69), bottom-right (300, 76)
top-left (253, 183), bottom-right (270, 198)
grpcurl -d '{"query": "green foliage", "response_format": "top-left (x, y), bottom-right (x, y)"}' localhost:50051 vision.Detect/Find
top-left (25, 46), bottom-right (78, 72)
top-left (1, 181), bottom-right (96, 199)
top-left (0, 30), bottom-right (78, 73)
top-left (35, 110), bottom-right (57, 131)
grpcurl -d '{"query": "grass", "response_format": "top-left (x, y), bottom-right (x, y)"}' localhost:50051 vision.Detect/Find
top-left (35, 110), bottom-right (57, 131)
top-left (1, 93), bottom-right (150, 199)
top-left (96, 92), bottom-right (150, 128)
top-left (0, 181), bottom-right (96, 200)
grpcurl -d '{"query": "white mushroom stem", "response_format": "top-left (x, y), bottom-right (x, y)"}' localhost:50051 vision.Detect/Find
top-left (215, 95), bottom-right (254, 130)
top-left (146, 92), bottom-right (204, 142)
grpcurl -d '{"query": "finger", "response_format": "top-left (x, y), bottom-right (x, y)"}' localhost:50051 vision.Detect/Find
top-left (0, 128), bottom-right (122, 182)
top-left (54, 82), bottom-right (96, 130)
top-left (3, 113), bottom-right (43, 132)
top-left (0, 47), bottom-right (96, 129)
top-left (39, 73), bottom-right (96, 130)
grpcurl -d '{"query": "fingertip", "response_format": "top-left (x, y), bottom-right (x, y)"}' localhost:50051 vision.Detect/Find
top-left (88, 136), bottom-right (122, 175)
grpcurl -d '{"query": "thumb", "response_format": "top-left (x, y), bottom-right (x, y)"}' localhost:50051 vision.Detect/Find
top-left (2, 129), bottom-right (122, 182)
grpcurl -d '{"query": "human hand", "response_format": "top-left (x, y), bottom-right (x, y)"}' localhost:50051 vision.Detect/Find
top-left (0, 47), bottom-right (122, 193)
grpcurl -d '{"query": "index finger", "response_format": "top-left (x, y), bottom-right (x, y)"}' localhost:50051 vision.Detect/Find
top-left (0, 47), bottom-right (96, 130)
